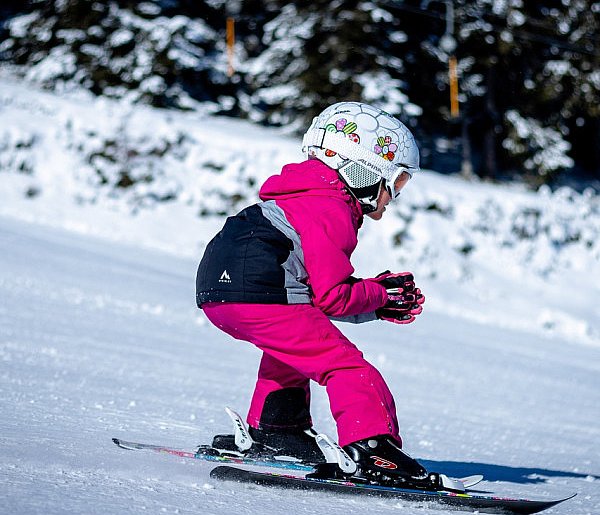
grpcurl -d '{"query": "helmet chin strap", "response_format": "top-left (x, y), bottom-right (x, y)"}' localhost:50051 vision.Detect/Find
top-left (338, 175), bottom-right (384, 215)
top-left (357, 197), bottom-right (378, 215)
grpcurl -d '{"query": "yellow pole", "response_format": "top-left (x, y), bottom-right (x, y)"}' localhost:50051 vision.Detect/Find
top-left (449, 55), bottom-right (459, 118)
top-left (226, 17), bottom-right (235, 77)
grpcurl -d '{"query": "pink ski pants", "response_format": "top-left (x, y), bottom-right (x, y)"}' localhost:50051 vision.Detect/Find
top-left (202, 302), bottom-right (401, 447)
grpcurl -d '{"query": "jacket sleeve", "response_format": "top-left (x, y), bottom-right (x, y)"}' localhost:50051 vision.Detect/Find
top-left (299, 209), bottom-right (388, 318)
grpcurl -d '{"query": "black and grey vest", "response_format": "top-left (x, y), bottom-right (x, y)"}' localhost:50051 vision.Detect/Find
top-left (196, 201), bottom-right (311, 307)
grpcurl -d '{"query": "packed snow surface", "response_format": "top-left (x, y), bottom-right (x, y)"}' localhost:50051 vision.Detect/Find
top-left (1, 75), bottom-right (599, 514)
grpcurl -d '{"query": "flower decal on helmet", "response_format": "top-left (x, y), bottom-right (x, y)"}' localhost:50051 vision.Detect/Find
top-left (375, 135), bottom-right (398, 161)
top-left (324, 118), bottom-right (360, 157)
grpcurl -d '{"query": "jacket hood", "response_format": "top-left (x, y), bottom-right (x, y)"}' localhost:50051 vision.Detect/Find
top-left (259, 159), bottom-right (363, 223)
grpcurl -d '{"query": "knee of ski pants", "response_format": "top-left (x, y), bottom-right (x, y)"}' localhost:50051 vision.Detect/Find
top-left (201, 302), bottom-right (372, 384)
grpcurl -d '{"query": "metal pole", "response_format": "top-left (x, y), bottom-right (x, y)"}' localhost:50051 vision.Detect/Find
top-left (424, 0), bottom-right (459, 117)
top-left (226, 17), bottom-right (235, 77)
top-left (443, 0), bottom-right (459, 118)
top-left (449, 55), bottom-right (459, 117)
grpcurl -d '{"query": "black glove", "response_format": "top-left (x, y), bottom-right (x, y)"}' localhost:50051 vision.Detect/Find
top-left (372, 271), bottom-right (425, 324)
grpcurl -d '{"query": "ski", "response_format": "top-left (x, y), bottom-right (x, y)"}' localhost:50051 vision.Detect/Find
top-left (210, 465), bottom-right (575, 515)
top-left (112, 437), bottom-right (313, 472)
top-left (112, 437), bottom-right (484, 490)
top-left (113, 408), bottom-right (484, 489)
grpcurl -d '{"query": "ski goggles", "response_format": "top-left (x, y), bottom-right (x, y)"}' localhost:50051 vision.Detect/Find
top-left (385, 167), bottom-right (412, 200)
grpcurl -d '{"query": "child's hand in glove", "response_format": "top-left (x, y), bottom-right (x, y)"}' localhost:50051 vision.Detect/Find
top-left (372, 271), bottom-right (425, 324)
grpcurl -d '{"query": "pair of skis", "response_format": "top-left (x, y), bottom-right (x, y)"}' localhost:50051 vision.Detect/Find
top-left (112, 408), bottom-right (575, 514)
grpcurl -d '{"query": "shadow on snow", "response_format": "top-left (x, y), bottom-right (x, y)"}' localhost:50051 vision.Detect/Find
top-left (421, 459), bottom-right (599, 485)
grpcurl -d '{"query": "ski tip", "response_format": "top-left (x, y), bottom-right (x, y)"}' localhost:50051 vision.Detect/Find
top-left (526, 493), bottom-right (577, 513)
top-left (540, 493), bottom-right (577, 511)
top-left (561, 493), bottom-right (578, 502)
top-left (112, 438), bottom-right (132, 449)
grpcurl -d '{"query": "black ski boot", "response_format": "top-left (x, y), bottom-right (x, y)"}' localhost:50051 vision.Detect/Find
top-left (248, 426), bottom-right (324, 464)
top-left (343, 435), bottom-right (437, 489)
top-left (211, 388), bottom-right (324, 463)
top-left (211, 427), bottom-right (324, 464)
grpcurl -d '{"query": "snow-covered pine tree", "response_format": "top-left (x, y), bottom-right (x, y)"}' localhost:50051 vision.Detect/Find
top-left (404, 0), bottom-right (598, 183)
top-left (527, 1), bottom-right (600, 180)
top-left (240, 0), bottom-right (421, 130)
top-left (0, 0), bottom-right (227, 109)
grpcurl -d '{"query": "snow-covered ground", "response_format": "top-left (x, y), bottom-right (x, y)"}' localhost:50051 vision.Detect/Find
top-left (2, 211), bottom-right (599, 515)
top-left (1, 75), bottom-right (599, 514)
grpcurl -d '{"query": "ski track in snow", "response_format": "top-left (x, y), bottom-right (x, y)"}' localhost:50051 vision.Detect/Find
top-left (1, 216), bottom-right (599, 515)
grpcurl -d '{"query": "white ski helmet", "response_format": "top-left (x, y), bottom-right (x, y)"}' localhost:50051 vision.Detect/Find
top-left (302, 102), bottom-right (419, 213)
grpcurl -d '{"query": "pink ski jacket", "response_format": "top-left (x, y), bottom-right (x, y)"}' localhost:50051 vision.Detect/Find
top-left (196, 159), bottom-right (388, 319)
top-left (259, 160), bottom-right (388, 318)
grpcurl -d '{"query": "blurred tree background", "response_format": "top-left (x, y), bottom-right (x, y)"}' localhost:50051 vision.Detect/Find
top-left (1, 0), bottom-right (598, 186)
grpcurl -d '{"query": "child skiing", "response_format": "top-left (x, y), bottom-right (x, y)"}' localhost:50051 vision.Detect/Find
top-left (196, 102), bottom-right (431, 487)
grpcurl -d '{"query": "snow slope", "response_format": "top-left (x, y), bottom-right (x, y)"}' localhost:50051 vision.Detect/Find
top-left (0, 74), bottom-right (599, 514)
top-left (1, 215), bottom-right (599, 515)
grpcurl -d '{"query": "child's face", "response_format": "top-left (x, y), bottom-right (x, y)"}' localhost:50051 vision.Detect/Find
top-left (366, 172), bottom-right (410, 221)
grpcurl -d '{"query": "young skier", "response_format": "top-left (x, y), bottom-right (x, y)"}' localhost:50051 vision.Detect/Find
top-left (196, 102), bottom-right (430, 487)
